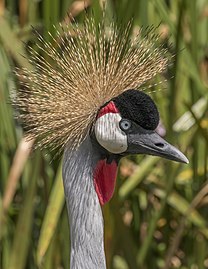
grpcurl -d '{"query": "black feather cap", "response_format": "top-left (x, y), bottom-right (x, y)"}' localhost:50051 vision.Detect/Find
top-left (113, 89), bottom-right (159, 130)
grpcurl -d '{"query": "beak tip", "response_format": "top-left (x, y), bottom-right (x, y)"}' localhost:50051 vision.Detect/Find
top-left (165, 147), bottom-right (189, 164)
top-left (178, 153), bottom-right (189, 164)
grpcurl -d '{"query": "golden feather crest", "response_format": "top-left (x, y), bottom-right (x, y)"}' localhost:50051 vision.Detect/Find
top-left (15, 14), bottom-right (169, 153)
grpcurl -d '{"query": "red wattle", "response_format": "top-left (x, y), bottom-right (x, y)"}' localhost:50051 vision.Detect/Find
top-left (97, 101), bottom-right (119, 118)
top-left (94, 159), bottom-right (118, 205)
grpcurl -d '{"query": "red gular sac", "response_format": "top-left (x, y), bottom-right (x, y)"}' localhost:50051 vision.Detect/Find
top-left (94, 159), bottom-right (118, 205)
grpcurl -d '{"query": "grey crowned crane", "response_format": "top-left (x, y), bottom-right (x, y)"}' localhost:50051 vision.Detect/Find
top-left (16, 13), bottom-right (188, 269)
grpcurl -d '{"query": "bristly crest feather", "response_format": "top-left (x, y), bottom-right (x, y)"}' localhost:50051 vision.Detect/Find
top-left (15, 13), bottom-right (169, 153)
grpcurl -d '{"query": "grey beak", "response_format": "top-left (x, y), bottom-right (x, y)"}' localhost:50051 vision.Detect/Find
top-left (127, 129), bottom-right (189, 164)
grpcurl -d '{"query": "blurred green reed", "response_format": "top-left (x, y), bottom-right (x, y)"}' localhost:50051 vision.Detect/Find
top-left (0, 0), bottom-right (208, 269)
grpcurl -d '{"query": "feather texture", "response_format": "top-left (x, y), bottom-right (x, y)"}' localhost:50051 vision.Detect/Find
top-left (15, 13), bottom-right (169, 152)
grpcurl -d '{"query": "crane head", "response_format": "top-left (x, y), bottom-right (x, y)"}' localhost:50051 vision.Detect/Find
top-left (93, 89), bottom-right (188, 205)
top-left (94, 89), bottom-right (188, 163)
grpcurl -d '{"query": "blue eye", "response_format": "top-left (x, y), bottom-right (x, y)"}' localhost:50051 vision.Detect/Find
top-left (119, 119), bottom-right (132, 131)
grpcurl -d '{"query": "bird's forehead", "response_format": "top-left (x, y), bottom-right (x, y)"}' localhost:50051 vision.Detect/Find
top-left (97, 89), bottom-right (160, 130)
top-left (113, 89), bottom-right (160, 130)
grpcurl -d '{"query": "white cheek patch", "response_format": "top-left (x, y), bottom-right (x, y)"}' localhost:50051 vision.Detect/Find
top-left (94, 113), bottom-right (128, 154)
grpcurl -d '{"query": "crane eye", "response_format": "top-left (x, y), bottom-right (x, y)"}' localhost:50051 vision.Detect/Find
top-left (119, 119), bottom-right (132, 131)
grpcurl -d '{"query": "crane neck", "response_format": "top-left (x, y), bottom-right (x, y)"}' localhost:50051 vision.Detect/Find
top-left (63, 136), bottom-right (107, 269)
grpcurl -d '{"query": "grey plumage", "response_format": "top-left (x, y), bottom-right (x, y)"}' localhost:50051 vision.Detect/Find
top-left (63, 137), bottom-right (106, 269)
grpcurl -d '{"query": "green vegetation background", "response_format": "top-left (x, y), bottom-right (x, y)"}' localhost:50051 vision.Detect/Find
top-left (0, 0), bottom-right (208, 269)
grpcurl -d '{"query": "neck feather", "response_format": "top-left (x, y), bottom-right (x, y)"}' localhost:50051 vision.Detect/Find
top-left (63, 136), bottom-right (106, 269)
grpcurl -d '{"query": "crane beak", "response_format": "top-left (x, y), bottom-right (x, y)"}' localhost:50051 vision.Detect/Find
top-left (127, 129), bottom-right (189, 164)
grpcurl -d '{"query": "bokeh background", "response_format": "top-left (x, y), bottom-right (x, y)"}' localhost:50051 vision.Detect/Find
top-left (0, 0), bottom-right (208, 269)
